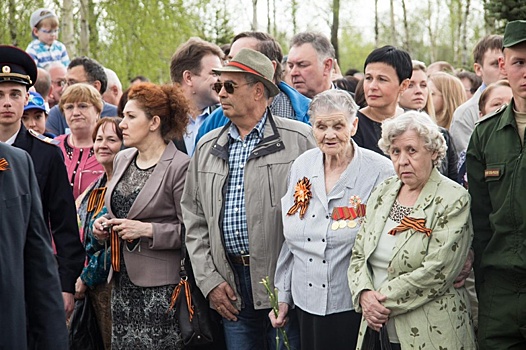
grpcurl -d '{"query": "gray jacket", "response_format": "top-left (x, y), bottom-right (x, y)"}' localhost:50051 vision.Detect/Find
top-left (182, 110), bottom-right (316, 310)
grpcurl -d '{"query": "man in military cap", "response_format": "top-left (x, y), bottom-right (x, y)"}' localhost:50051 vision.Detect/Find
top-left (0, 45), bottom-right (84, 319)
top-left (182, 48), bottom-right (316, 350)
top-left (467, 20), bottom-right (526, 349)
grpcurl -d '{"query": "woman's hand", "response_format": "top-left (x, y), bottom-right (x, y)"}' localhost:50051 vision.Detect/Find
top-left (360, 290), bottom-right (391, 331)
top-left (93, 216), bottom-right (110, 241)
top-left (269, 302), bottom-right (289, 328)
top-left (75, 277), bottom-right (88, 300)
top-left (108, 218), bottom-right (153, 240)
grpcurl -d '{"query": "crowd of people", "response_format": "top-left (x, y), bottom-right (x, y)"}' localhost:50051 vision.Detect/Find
top-left (2, 6), bottom-right (526, 350)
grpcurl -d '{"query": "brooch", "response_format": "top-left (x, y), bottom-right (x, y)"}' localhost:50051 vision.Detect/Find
top-left (287, 177), bottom-right (312, 219)
top-left (388, 217), bottom-right (432, 237)
top-left (0, 158), bottom-right (9, 171)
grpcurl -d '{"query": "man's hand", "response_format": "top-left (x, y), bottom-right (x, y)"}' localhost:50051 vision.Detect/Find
top-left (209, 282), bottom-right (239, 321)
top-left (454, 248), bottom-right (474, 288)
top-left (360, 290), bottom-right (390, 331)
top-left (269, 302), bottom-right (289, 328)
top-left (63, 292), bottom-right (75, 320)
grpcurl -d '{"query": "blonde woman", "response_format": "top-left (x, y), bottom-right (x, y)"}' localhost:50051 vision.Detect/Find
top-left (428, 72), bottom-right (467, 129)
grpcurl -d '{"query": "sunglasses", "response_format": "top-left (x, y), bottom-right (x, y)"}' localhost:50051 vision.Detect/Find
top-left (29, 94), bottom-right (45, 107)
top-left (213, 81), bottom-right (250, 94)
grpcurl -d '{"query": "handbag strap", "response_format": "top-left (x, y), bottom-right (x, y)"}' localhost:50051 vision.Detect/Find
top-left (179, 225), bottom-right (188, 279)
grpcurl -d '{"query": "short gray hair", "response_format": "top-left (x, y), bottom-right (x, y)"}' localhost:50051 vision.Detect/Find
top-left (244, 73), bottom-right (270, 99)
top-left (290, 32), bottom-right (335, 63)
top-left (308, 89), bottom-right (358, 125)
top-left (378, 111), bottom-right (447, 167)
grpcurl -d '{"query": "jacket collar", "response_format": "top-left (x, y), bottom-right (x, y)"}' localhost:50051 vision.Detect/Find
top-left (369, 168), bottom-right (442, 259)
top-left (107, 141), bottom-right (177, 219)
top-left (277, 81), bottom-right (311, 120)
top-left (496, 98), bottom-right (518, 131)
top-left (210, 108), bottom-right (285, 161)
top-left (12, 123), bottom-right (29, 149)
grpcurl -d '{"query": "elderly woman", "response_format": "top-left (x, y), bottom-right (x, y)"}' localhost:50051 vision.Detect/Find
top-left (93, 82), bottom-right (189, 349)
top-left (270, 90), bottom-right (394, 350)
top-left (57, 83), bottom-right (104, 198)
top-left (74, 117), bottom-right (123, 349)
top-left (349, 112), bottom-right (476, 350)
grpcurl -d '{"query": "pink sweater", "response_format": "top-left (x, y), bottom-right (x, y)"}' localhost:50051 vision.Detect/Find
top-left (56, 134), bottom-right (104, 199)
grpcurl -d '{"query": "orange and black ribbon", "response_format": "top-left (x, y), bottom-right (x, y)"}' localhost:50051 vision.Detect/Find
top-left (169, 279), bottom-right (194, 320)
top-left (86, 187), bottom-right (106, 217)
top-left (0, 158), bottom-right (9, 171)
top-left (388, 217), bottom-right (432, 237)
top-left (110, 227), bottom-right (121, 272)
top-left (287, 177), bottom-right (313, 219)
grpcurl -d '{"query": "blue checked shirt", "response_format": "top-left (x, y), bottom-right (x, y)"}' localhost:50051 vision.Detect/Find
top-left (26, 39), bottom-right (70, 68)
top-left (222, 114), bottom-right (267, 255)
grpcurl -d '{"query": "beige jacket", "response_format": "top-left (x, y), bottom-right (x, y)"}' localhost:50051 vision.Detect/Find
top-left (181, 111), bottom-right (316, 310)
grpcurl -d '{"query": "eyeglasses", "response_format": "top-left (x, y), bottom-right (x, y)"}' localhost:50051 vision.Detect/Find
top-left (63, 102), bottom-right (94, 113)
top-left (29, 94), bottom-right (45, 107)
top-left (213, 81), bottom-right (250, 94)
top-left (52, 79), bottom-right (66, 87)
top-left (65, 79), bottom-right (91, 86)
top-left (39, 28), bottom-right (59, 35)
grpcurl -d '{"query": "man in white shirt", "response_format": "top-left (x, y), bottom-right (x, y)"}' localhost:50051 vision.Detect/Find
top-left (170, 37), bottom-right (223, 156)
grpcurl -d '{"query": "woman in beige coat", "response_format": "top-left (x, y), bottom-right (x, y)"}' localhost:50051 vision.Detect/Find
top-left (348, 112), bottom-right (476, 349)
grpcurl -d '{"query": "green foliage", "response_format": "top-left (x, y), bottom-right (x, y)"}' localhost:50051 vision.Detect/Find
top-left (484, 0), bottom-right (526, 33)
top-left (338, 26), bottom-right (375, 73)
top-left (0, 0), bottom-right (45, 47)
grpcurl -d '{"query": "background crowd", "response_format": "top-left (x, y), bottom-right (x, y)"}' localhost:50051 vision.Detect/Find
top-left (2, 6), bottom-right (526, 350)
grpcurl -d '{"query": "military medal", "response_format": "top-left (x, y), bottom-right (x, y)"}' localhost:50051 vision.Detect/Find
top-left (348, 220), bottom-right (357, 228)
top-left (338, 220), bottom-right (347, 229)
top-left (331, 222), bottom-right (339, 230)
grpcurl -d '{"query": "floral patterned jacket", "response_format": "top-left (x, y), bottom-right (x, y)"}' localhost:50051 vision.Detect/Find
top-left (348, 168), bottom-right (476, 349)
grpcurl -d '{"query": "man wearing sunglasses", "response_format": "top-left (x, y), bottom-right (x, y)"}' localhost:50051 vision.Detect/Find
top-left (196, 31), bottom-right (311, 144)
top-left (182, 48), bottom-right (316, 350)
top-left (0, 45), bottom-right (84, 322)
top-left (45, 56), bottom-right (117, 136)
top-left (0, 45), bottom-right (73, 349)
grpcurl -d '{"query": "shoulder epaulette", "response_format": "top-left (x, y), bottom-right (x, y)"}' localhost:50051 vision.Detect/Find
top-left (28, 128), bottom-right (60, 145)
top-left (475, 104), bottom-right (508, 125)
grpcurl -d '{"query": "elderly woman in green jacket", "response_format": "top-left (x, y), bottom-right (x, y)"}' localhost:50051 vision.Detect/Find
top-left (348, 111), bottom-right (476, 350)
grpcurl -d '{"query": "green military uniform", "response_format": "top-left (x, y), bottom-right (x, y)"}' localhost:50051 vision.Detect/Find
top-left (467, 20), bottom-right (526, 349)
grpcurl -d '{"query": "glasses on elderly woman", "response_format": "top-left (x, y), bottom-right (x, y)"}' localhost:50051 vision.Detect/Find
top-left (213, 81), bottom-right (250, 94)
top-left (28, 94), bottom-right (45, 107)
top-left (63, 102), bottom-right (94, 113)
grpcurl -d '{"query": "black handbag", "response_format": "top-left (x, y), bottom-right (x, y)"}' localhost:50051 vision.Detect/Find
top-left (362, 326), bottom-right (393, 350)
top-left (69, 294), bottom-right (104, 350)
top-left (170, 226), bottom-right (215, 347)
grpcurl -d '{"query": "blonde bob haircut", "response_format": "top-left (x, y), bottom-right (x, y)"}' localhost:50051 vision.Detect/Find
top-left (59, 83), bottom-right (104, 115)
top-left (428, 72), bottom-right (466, 129)
top-left (378, 111), bottom-right (447, 167)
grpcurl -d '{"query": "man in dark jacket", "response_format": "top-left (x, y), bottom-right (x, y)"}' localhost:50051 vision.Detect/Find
top-left (0, 45), bottom-right (84, 319)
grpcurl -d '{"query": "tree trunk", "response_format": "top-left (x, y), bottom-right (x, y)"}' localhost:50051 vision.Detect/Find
top-left (8, 0), bottom-right (17, 45)
top-left (79, 0), bottom-right (89, 56)
top-left (401, 0), bottom-right (411, 52)
top-left (267, 0), bottom-right (271, 34)
top-left (62, 0), bottom-right (76, 57)
top-left (272, 0), bottom-right (277, 38)
top-left (389, 0), bottom-right (396, 46)
top-left (427, 0), bottom-right (437, 62)
top-left (461, 0), bottom-right (471, 67)
top-left (331, 0), bottom-right (340, 61)
top-left (374, 0), bottom-right (379, 47)
top-left (291, 0), bottom-right (298, 35)
top-left (252, 0), bottom-right (258, 30)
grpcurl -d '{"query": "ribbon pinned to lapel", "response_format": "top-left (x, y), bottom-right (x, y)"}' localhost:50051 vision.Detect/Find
top-left (388, 216), bottom-right (432, 237)
top-left (0, 158), bottom-right (9, 171)
top-left (287, 177), bottom-right (313, 219)
top-left (87, 186), bottom-right (106, 217)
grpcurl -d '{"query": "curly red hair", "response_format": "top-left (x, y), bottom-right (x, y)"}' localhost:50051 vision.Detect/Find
top-left (127, 82), bottom-right (190, 141)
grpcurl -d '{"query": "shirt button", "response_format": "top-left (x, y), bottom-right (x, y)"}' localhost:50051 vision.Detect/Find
top-left (256, 301), bottom-right (261, 306)
top-left (325, 215), bottom-right (329, 219)
top-left (240, 164), bottom-right (244, 168)
top-left (322, 239), bottom-right (325, 243)
top-left (322, 260), bottom-right (326, 264)
top-left (240, 250), bottom-right (245, 254)
top-left (307, 238), bottom-right (311, 242)
top-left (243, 143), bottom-right (247, 148)
top-left (237, 185), bottom-right (241, 190)
top-left (309, 258), bottom-right (313, 262)
top-left (235, 230), bottom-right (239, 235)
top-left (312, 214), bottom-right (316, 218)
top-left (234, 207), bottom-right (239, 212)
top-left (322, 284), bottom-right (326, 288)
top-left (308, 283), bottom-right (312, 287)
top-left (387, 266), bottom-right (395, 274)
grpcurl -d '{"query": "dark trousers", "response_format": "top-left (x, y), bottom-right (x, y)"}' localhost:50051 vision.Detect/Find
top-left (296, 307), bottom-right (361, 350)
top-left (477, 270), bottom-right (526, 350)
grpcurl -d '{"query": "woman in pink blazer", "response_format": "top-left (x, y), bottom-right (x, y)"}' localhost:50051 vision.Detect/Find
top-left (93, 83), bottom-right (190, 349)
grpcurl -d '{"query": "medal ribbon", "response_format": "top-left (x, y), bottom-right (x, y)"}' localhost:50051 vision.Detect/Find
top-left (0, 158), bottom-right (9, 171)
top-left (287, 177), bottom-right (313, 219)
top-left (388, 216), bottom-right (432, 237)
